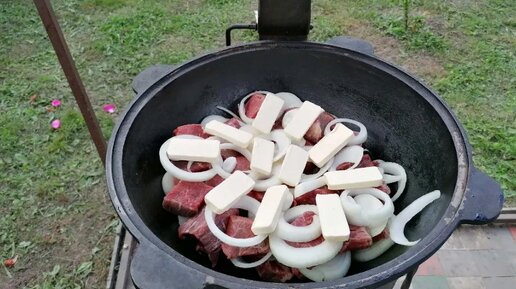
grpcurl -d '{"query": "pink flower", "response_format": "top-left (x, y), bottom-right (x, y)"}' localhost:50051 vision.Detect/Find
top-left (51, 99), bottom-right (61, 107)
top-left (103, 104), bottom-right (116, 114)
top-left (51, 119), bottom-right (61, 129)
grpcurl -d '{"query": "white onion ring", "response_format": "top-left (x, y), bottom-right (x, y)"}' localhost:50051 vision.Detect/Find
top-left (276, 92), bottom-right (302, 112)
top-left (253, 163), bottom-right (282, 191)
top-left (294, 177), bottom-right (326, 198)
top-left (212, 143), bottom-right (252, 179)
top-left (354, 194), bottom-right (388, 237)
top-left (222, 157), bottom-right (237, 173)
top-left (281, 108), bottom-right (298, 129)
top-left (204, 196), bottom-right (267, 247)
top-left (159, 138), bottom-right (217, 182)
top-left (301, 158), bottom-right (334, 182)
top-left (353, 238), bottom-right (395, 262)
top-left (340, 188), bottom-right (394, 227)
top-left (330, 146), bottom-right (364, 171)
top-left (161, 172), bottom-right (174, 194)
top-left (201, 114), bottom-right (228, 128)
top-left (269, 233), bottom-right (343, 268)
top-left (262, 129), bottom-right (291, 161)
top-left (275, 205), bottom-right (321, 242)
top-left (238, 91), bottom-right (271, 124)
top-left (230, 251), bottom-right (273, 268)
top-left (298, 252), bottom-right (351, 282)
top-left (378, 161), bottom-right (407, 202)
top-left (216, 106), bottom-right (242, 123)
top-left (324, 118), bottom-right (367, 145)
top-left (389, 190), bottom-right (441, 246)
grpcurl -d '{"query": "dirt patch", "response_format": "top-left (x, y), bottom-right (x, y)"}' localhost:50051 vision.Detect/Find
top-left (345, 21), bottom-right (446, 80)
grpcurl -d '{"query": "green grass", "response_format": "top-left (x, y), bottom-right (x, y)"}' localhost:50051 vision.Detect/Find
top-left (0, 0), bottom-right (514, 287)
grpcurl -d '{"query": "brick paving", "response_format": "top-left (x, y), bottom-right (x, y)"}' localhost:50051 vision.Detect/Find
top-left (395, 225), bottom-right (516, 289)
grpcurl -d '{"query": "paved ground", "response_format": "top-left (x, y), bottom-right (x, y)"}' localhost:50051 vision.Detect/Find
top-left (395, 225), bottom-right (516, 289)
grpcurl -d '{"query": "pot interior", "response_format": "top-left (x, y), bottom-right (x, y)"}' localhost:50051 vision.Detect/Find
top-left (118, 44), bottom-right (457, 281)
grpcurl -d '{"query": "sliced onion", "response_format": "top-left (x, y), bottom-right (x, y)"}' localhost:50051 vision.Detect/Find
top-left (282, 108), bottom-right (298, 129)
top-left (253, 163), bottom-right (282, 191)
top-left (212, 143), bottom-right (252, 179)
top-left (201, 114), bottom-right (228, 128)
top-left (301, 158), bottom-right (334, 182)
top-left (330, 146), bottom-right (364, 171)
top-left (276, 92), bottom-right (302, 111)
top-left (389, 190), bottom-right (441, 246)
top-left (294, 177), bottom-right (326, 198)
top-left (354, 194), bottom-right (388, 237)
top-left (353, 238), bottom-right (395, 262)
top-left (275, 205), bottom-right (321, 242)
top-left (222, 157), bottom-right (237, 173)
top-left (159, 138), bottom-right (217, 182)
top-left (269, 233), bottom-right (343, 268)
top-left (378, 161), bottom-right (407, 202)
top-left (238, 91), bottom-right (271, 124)
top-left (262, 129), bottom-right (291, 161)
top-left (230, 251), bottom-right (273, 268)
top-left (298, 252), bottom-right (351, 282)
top-left (216, 106), bottom-right (242, 123)
top-left (324, 118), bottom-right (367, 145)
top-left (205, 196), bottom-right (267, 247)
top-left (340, 188), bottom-right (395, 227)
top-left (161, 172), bottom-right (174, 194)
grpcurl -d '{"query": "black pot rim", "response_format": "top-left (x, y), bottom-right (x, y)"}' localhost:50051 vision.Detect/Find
top-left (106, 41), bottom-right (471, 288)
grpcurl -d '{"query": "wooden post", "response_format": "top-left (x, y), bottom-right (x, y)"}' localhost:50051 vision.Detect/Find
top-left (33, 0), bottom-right (107, 166)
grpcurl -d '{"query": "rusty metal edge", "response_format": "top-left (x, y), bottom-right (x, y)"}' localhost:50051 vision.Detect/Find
top-left (106, 224), bottom-right (124, 289)
top-left (115, 228), bottom-right (138, 289)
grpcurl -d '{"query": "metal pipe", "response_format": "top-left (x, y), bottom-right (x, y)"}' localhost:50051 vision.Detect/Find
top-left (33, 0), bottom-right (107, 166)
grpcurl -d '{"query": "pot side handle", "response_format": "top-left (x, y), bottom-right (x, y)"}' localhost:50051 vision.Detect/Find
top-left (130, 241), bottom-right (210, 289)
top-left (325, 36), bottom-right (375, 56)
top-left (132, 64), bottom-right (176, 94)
top-left (459, 167), bottom-right (504, 225)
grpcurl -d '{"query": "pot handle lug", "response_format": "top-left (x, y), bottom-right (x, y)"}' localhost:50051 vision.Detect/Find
top-left (459, 167), bottom-right (504, 225)
top-left (132, 64), bottom-right (175, 94)
top-left (130, 241), bottom-right (211, 289)
top-left (325, 36), bottom-right (375, 56)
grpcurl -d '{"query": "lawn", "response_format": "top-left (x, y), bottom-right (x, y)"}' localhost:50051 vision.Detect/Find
top-left (0, 0), bottom-right (514, 288)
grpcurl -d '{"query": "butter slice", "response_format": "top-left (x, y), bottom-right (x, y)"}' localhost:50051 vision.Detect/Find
top-left (252, 93), bottom-right (285, 134)
top-left (284, 101), bottom-right (323, 142)
top-left (166, 138), bottom-right (220, 162)
top-left (204, 171), bottom-right (255, 214)
top-left (279, 145), bottom-right (309, 186)
top-left (324, 167), bottom-right (383, 190)
top-left (309, 123), bottom-right (354, 167)
top-left (316, 194), bottom-right (350, 242)
top-left (251, 185), bottom-right (291, 235)
top-left (250, 138), bottom-right (275, 176)
top-left (204, 120), bottom-right (253, 148)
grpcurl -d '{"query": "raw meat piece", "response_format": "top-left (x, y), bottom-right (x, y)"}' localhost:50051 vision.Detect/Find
top-left (294, 187), bottom-right (334, 205)
top-left (221, 215), bottom-right (269, 259)
top-left (341, 226), bottom-right (372, 252)
top-left (244, 93), bottom-right (265, 118)
top-left (372, 229), bottom-right (390, 242)
top-left (304, 112), bottom-right (335, 144)
top-left (173, 124), bottom-right (209, 138)
top-left (225, 118), bottom-right (241, 128)
top-left (178, 208), bottom-right (238, 266)
top-left (163, 181), bottom-right (213, 217)
top-left (256, 260), bottom-right (294, 282)
top-left (248, 190), bottom-right (265, 202)
top-left (205, 175), bottom-right (224, 187)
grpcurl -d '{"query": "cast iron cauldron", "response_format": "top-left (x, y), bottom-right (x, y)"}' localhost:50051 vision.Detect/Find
top-left (106, 41), bottom-right (504, 289)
